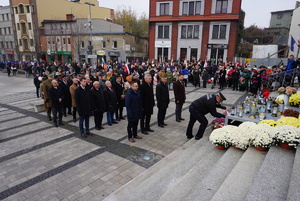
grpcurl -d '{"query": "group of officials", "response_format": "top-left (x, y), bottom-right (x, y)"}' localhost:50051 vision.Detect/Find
top-left (38, 71), bottom-right (227, 142)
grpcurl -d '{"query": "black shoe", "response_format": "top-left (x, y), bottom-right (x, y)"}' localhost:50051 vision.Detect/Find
top-left (81, 133), bottom-right (87, 138)
top-left (120, 117), bottom-right (125, 120)
top-left (142, 131), bottom-right (149, 135)
top-left (64, 114), bottom-right (67, 117)
top-left (108, 123), bottom-right (112, 126)
top-left (100, 126), bottom-right (105, 129)
top-left (158, 124), bottom-right (164, 128)
top-left (146, 129), bottom-right (154, 132)
top-left (54, 123), bottom-right (58, 127)
top-left (187, 135), bottom-right (194, 139)
top-left (195, 136), bottom-right (202, 140)
top-left (68, 112), bottom-right (72, 115)
top-left (112, 121), bottom-right (118, 124)
top-left (116, 118), bottom-right (120, 121)
top-left (48, 117), bottom-right (52, 121)
top-left (176, 119), bottom-right (181, 122)
top-left (86, 132), bottom-right (93, 136)
top-left (73, 119), bottom-right (76, 122)
top-left (179, 118), bottom-right (185, 121)
top-left (163, 123), bottom-right (168, 126)
top-left (95, 127), bottom-right (100, 130)
top-left (59, 122), bottom-right (64, 126)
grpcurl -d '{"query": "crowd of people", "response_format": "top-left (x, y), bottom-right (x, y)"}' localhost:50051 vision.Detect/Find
top-left (2, 55), bottom-right (299, 141)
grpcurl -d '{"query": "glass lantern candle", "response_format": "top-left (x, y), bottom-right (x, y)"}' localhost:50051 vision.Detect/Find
top-left (277, 104), bottom-right (284, 116)
top-left (266, 98), bottom-right (272, 113)
top-left (238, 105), bottom-right (244, 118)
top-left (249, 102), bottom-right (257, 119)
top-left (271, 102), bottom-right (278, 117)
top-left (230, 106), bottom-right (236, 116)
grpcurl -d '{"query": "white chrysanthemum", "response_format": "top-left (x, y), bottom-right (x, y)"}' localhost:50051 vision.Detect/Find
top-left (275, 125), bottom-right (300, 145)
top-left (238, 121), bottom-right (258, 130)
top-left (252, 125), bottom-right (275, 147)
top-left (209, 125), bottom-right (238, 148)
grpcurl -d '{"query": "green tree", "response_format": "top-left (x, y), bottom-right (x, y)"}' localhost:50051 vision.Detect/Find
top-left (114, 6), bottom-right (149, 37)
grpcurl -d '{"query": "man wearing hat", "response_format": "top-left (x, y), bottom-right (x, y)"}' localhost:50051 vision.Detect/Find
top-left (186, 92), bottom-right (227, 140)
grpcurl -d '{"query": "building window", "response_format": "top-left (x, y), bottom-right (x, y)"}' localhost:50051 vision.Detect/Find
top-left (15, 7), bottom-right (18, 14)
top-left (157, 25), bottom-right (169, 39)
top-left (277, 14), bottom-right (282, 19)
top-left (17, 23), bottom-right (20, 30)
top-left (28, 22), bottom-right (32, 30)
top-left (4, 28), bottom-right (6, 35)
top-left (68, 38), bottom-right (70, 44)
top-left (19, 4), bottom-right (25, 14)
top-left (48, 40), bottom-right (50, 45)
top-left (63, 38), bottom-right (66, 44)
top-left (19, 39), bottom-right (22, 46)
top-left (102, 40), bottom-right (106, 48)
top-left (6, 14), bottom-right (9, 21)
top-left (21, 23), bottom-right (27, 34)
top-left (31, 5), bottom-right (35, 13)
top-left (23, 39), bottom-right (29, 50)
top-left (276, 24), bottom-right (281, 27)
top-left (10, 42), bottom-right (13, 48)
top-left (182, 1), bottom-right (201, 15)
top-left (212, 25), bottom-right (227, 39)
top-left (181, 25), bottom-right (200, 38)
top-left (216, 0), bottom-right (228, 14)
top-left (157, 47), bottom-right (169, 62)
top-left (26, 5), bottom-right (30, 13)
top-left (30, 39), bottom-right (34, 46)
top-left (81, 41), bottom-right (84, 48)
top-left (160, 3), bottom-right (170, 16)
top-left (113, 41), bottom-right (117, 49)
top-left (1, 14), bottom-right (4, 21)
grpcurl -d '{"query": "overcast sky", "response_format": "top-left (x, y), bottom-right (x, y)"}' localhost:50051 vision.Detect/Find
top-left (0, 0), bottom-right (297, 28)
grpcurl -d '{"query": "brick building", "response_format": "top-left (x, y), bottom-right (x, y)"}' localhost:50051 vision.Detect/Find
top-left (148, 0), bottom-right (243, 63)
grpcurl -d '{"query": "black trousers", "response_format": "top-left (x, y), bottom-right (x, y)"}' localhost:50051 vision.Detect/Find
top-left (127, 120), bottom-right (139, 139)
top-left (203, 81), bottom-right (207, 88)
top-left (94, 111), bottom-right (103, 129)
top-left (115, 105), bottom-right (124, 119)
top-left (52, 105), bottom-right (63, 124)
top-left (232, 79), bottom-right (239, 90)
top-left (47, 107), bottom-right (52, 119)
top-left (140, 112), bottom-right (151, 131)
top-left (186, 106), bottom-right (208, 139)
top-left (175, 103), bottom-right (183, 120)
top-left (194, 79), bottom-right (200, 87)
top-left (157, 107), bottom-right (167, 125)
top-left (63, 104), bottom-right (72, 115)
top-left (36, 87), bottom-right (40, 98)
top-left (72, 107), bottom-right (77, 120)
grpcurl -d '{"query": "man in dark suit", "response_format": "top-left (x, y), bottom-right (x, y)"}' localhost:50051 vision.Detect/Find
top-left (48, 80), bottom-right (64, 127)
top-left (33, 74), bottom-right (41, 98)
top-left (75, 77), bottom-right (92, 138)
top-left (173, 73), bottom-right (186, 122)
top-left (59, 75), bottom-right (72, 116)
top-left (140, 74), bottom-right (155, 134)
top-left (156, 76), bottom-right (170, 128)
top-left (113, 75), bottom-right (125, 121)
top-left (103, 81), bottom-right (118, 126)
top-left (186, 92), bottom-right (226, 140)
top-left (90, 81), bottom-right (106, 130)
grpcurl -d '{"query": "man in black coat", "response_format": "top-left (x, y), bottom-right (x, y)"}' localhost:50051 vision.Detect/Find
top-left (173, 74), bottom-right (186, 122)
top-left (186, 92), bottom-right (227, 140)
top-left (59, 75), bottom-right (72, 116)
top-left (33, 74), bottom-right (41, 98)
top-left (156, 76), bottom-right (170, 128)
top-left (113, 75), bottom-right (125, 121)
top-left (48, 80), bottom-right (64, 127)
top-left (75, 77), bottom-right (92, 138)
top-left (140, 74), bottom-right (155, 134)
top-left (103, 81), bottom-right (118, 125)
top-left (90, 81), bottom-right (106, 130)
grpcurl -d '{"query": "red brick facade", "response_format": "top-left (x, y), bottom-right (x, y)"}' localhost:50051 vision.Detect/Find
top-left (149, 0), bottom-right (242, 62)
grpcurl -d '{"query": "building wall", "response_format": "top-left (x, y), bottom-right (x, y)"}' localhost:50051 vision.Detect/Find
top-left (288, 7), bottom-right (300, 58)
top-left (0, 6), bottom-right (17, 61)
top-left (148, 0), bottom-right (242, 62)
top-left (269, 10), bottom-right (293, 29)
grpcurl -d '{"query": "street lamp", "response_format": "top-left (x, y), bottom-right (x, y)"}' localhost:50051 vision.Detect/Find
top-left (84, 2), bottom-right (95, 55)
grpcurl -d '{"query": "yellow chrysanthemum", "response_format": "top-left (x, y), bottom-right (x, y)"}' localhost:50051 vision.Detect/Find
top-left (258, 119), bottom-right (277, 127)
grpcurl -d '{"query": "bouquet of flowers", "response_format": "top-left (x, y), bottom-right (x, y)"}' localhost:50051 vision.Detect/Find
top-left (283, 109), bottom-right (300, 118)
top-left (276, 116), bottom-right (300, 128)
top-left (258, 119), bottom-right (277, 127)
top-left (211, 118), bottom-right (225, 131)
top-left (209, 125), bottom-right (237, 148)
top-left (285, 86), bottom-right (297, 96)
top-left (274, 125), bottom-right (300, 147)
top-left (262, 88), bottom-right (270, 99)
top-left (277, 87), bottom-right (286, 95)
top-left (251, 124), bottom-right (275, 148)
top-left (289, 93), bottom-right (300, 107)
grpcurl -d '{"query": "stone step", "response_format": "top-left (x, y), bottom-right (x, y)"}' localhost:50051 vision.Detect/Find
top-left (104, 133), bottom-right (212, 201)
top-left (210, 147), bottom-right (266, 201)
top-left (159, 145), bottom-right (230, 201)
top-left (287, 148), bottom-right (300, 201)
top-left (179, 147), bottom-right (243, 201)
top-left (244, 146), bottom-right (295, 201)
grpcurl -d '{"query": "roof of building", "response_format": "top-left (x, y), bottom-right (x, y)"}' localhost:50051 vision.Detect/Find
top-left (271, 9), bottom-right (294, 14)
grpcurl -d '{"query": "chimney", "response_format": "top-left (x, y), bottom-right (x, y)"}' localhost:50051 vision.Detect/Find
top-left (66, 14), bottom-right (74, 21)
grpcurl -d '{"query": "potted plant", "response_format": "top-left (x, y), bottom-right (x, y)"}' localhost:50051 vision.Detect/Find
top-left (289, 93), bottom-right (300, 108)
top-left (211, 118), bottom-right (225, 131)
top-left (251, 124), bottom-right (275, 151)
top-left (209, 125), bottom-right (237, 149)
top-left (283, 109), bottom-right (300, 118)
top-left (276, 116), bottom-right (300, 128)
top-left (274, 125), bottom-right (300, 149)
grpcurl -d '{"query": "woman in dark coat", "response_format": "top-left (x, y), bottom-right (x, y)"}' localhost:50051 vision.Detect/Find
top-left (125, 82), bottom-right (143, 142)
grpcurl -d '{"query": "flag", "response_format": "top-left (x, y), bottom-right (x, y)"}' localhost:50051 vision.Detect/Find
top-left (101, 57), bottom-right (105, 64)
top-left (291, 35), bottom-right (296, 51)
top-left (124, 63), bottom-right (130, 74)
